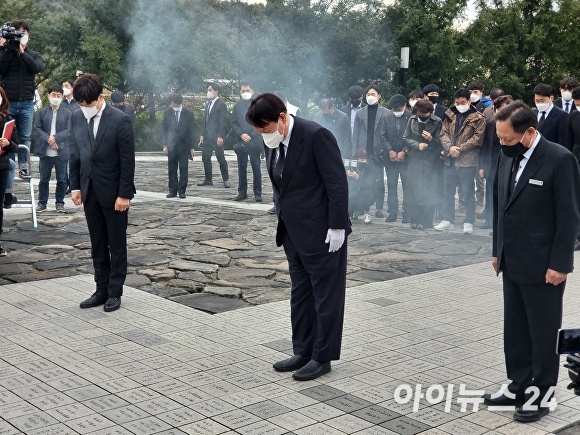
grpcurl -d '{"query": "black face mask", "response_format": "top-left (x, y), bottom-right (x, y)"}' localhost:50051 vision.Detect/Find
top-left (501, 133), bottom-right (529, 158)
top-left (418, 115), bottom-right (430, 122)
top-left (428, 95), bottom-right (439, 104)
top-left (350, 99), bottom-right (361, 107)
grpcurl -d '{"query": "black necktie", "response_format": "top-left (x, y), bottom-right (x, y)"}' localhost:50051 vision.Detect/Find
top-left (88, 116), bottom-right (96, 151)
top-left (206, 101), bottom-right (212, 121)
top-left (537, 111), bottom-right (546, 130)
top-left (175, 110), bottom-right (179, 123)
top-left (565, 102), bottom-right (570, 113)
top-left (509, 155), bottom-right (524, 196)
top-left (273, 143), bottom-right (285, 190)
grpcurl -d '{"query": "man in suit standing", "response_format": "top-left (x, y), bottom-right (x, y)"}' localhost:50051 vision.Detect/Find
top-left (33, 84), bottom-right (71, 212)
top-left (352, 84), bottom-right (390, 221)
top-left (162, 93), bottom-right (195, 199)
top-left (313, 98), bottom-right (351, 159)
top-left (382, 94), bottom-right (412, 223)
top-left (198, 82), bottom-right (230, 188)
top-left (554, 77), bottom-right (578, 114)
top-left (231, 82), bottom-right (262, 202)
top-left (340, 85), bottom-right (365, 135)
top-left (533, 84), bottom-right (570, 149)
top-left (486, 100), bottom-right (580, 423)
top-left (246, 93), bottom-right (350, 381)
top-left (69, 74), bottom-right (135, 313)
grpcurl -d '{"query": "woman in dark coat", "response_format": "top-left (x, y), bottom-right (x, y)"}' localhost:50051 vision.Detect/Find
top-left (0, 86), bottom-right (20, 255)
top-left (403, 100), bottom-right (443, 229)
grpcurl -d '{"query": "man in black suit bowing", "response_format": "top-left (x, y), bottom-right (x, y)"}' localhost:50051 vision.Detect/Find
top-left (247, 93), bottom-right (350, 381)
top-left (69, 74), bottom-right (135, 313)
top-left (485, 100), bottom-right (580, 423)
top-left (198, 82), bottom-right (230, 188)
top-left (532, 84), bottom-right (570, 149)
top-left (162, 93), bottom-right (195, 198)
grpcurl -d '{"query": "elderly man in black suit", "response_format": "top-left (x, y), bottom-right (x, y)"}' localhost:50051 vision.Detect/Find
top-left (532, 84), bottom-right (570, 149)
top-left (198, 82), bottom-right (230, 188)
top-left (162, 93), bottom-right (196, 199)
top-left (69, 74), bottom-right (135, 313)
top-left (247, 93), bottom-right (350, 381)
top-left (486, 100), bottom-right (580, 423)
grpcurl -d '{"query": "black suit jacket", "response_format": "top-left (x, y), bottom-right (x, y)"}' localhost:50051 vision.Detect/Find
top-left (381, 109), bottom-right (412, 154)
top-left (202, 98), bottom-right (228, 143)
top-left (554, 97), bottom-right (577, 114)
top-left (69, 104), bottom-right (135, 207)
top-left (266, 116), bottom-right (350, 256)
top-left (569, 111), bottom-right (580, 162)
top-left (162, 107), bottom-right (196, 156)
top-left (33, 105), bottom-right (71, 160)
top-left (493, 136), bottom-right (580, 283)
top-left (533, 106), bottom-right (570, 149)
top-left (434, 104), bottom-right (449, 123)
top-left (352, 105), bottom-right (390, 160)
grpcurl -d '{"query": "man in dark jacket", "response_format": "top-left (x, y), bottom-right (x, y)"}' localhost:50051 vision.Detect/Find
top-left (231, 82), bottom-right (262, 202)
top-left (33, 84), bottom-right (71, 212)
top-left (340, 85), bottom-right (365, 135)
top-left (313, 99), bottom-right (351, 159)
top-left (533, 83), bottom-right (569, 149)
top-left (162, 94), bottom-right (195, 198)
top-left (110, 91), bottom-right (136, 129)
top-left (382, 94), bottom-right (412, 222)
top-left (0, 20), bottom-right (43, 177)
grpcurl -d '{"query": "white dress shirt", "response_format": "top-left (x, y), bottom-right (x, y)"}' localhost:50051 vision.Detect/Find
top-left (537, 103), bottom-right (554, 120)
top-left (514, 132), bottom-right (541, 186)
top-left (46, 108), bottom-right (59, 157)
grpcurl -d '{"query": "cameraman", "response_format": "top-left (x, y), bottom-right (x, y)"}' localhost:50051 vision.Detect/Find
top-left (0, 20), bottom-right (44, 178)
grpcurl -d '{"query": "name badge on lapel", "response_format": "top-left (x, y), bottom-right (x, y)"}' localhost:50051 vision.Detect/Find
top-left (529, 179), bottom-right (543, 186)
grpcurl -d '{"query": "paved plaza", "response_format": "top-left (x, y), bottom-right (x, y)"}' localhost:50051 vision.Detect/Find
top-left (0, 154), bottom-right (579, 434)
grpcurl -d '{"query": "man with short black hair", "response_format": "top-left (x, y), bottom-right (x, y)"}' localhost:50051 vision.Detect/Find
top-left (340, 85), bottom-right (365, 135)
top-left (313, 98), bottom-right (351, 159)
top-left (199, 82), bottom-right (230, 187)
top-left (486, 100), bottom-right (580, 423)
top-left (554, 76), bottom-right (578, 114)
top-left (408, 90), bottom-right (423, 112)
top-left (61, 79), bottom-right (80, 113)
top-left (468, 82), bottom-right (491, 114)
top-left (70, 74), bottom-right (135, 313)
top-left (422, 84), bottom-right (448, 121)
top-left (110, 91), bottom-right (136, 127)
top-left (482, 88), bottom-right (504, 120)
top-left (162, 93), bottom-right (195, 199)
top-left (0, 19), bottom-right (43, 178)
top-left (532, 83), bottom-right (569, 148)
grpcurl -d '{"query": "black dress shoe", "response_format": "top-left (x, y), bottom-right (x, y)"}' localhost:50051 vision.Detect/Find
top-left (385, 214), bottom-right (397, 222)
top-left (483, 393), bottom-right (524, 407)
top-left (480, 221), bottom-right (492, 229)
top-left (292, 360), bottom-right (331, 381)
top-left (513, 406), bottom-right (549, 422)
top-left (401, 216), bottom-right (410, 224)
top-left (80, 293), bottom-right (107, 309)
top-left (255, 195), bottom-right (263, 202)
top-left (233, 194), bottom-right (248, 201)
top-left (166, 193), bottom-right (177, 198)
top-left (104, 297), bottom-right (121, 312)
top-left (267, 206), bottom-right (277, 214)
top-left (197, 180), bottom-right (213, 186)
top-left (273, 355), bottom-right (310, 372)
top-left (178, 193), bottom-right (186, 199)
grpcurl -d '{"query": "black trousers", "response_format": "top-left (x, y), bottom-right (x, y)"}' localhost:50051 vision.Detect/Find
top-left (408, 204), bottom-right (435, 228)
top-left (482, 164), bottom-right (496, 223)
top-left (282, 228), bottom-right (347, 362)
top-left (234, 142), bottom-right (262, 196)
top-left (375, 164), bottom-right (385, 210)
top-left (201, 142), bottom-right (229, 182)
top-left (442, 165), bottom-right (476, 224)
top-left (84, 182), bottom-right (128, 298)
top-left (385, 161), bottom-right (408, 217)
top-left (503, 272), bottom-right (564, 404)
top-left (0, 168), bottom-right (8, 235)
top-left (167, 152), bottom-right (189, 195)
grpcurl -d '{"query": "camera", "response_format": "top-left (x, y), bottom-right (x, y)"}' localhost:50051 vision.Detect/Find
top-left (0, 23), bottom-right (25, 51)
top-left (557, 328), bottom-right (580, 396)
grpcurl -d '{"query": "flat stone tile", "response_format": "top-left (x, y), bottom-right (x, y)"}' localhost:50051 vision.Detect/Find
top-left (352, 405), bottom-right (402, 425)
top-left (134, 396), bottom-right (184, 415)
top-left (87, 428), bottom-right (134, 435)
top-left (83, 394), bottom-right (130, 412)
top-left (293, 422), bottom-right (345, 434)
top-left (298, 385), bottom-right (346, 402)
top-left (243, 400), bottom-right (292, 419)
top-left (63, 414), bottom-right (116, 434)
top-left (270, 392), bottom-right (319, 410)
top-left (46, 402), bottom-right (94, 422)
top-left (122, 416), bottom-right (172, 434)
top-left (380, 416), bottom-right (432, 435)
top-left (101, 404), bottom-right (151, 424)
top-left (0, 401), bottom-right (40, 419)
top-left (235, 420), bottom-right (287, 435)
top-left (7, 412), bottom-right (59, 432)
top-left (156, 407), bottom-right (205, 426)
top-left (191, 398), bottom-right (238, 417)
top-left (63, 385), bottom-right (109, 402)
top-left (325, 394), bottom-right (374, 413)
top-left (27, 392), bottom-right (76, 410)
top-left (26, 423), bottom-right (79, 435)
top-left (212, 409), bottom-right (261, 429)
top-left (437, 418), bottom-right (488, 434)
top-left (296, 402), bottom-right (345, 422)
top-left (354, 426), bottom-right (400, 435)
top-left (116, 387), bottom-right (162, 403)
top-left (179, 418), bottom-right (231, 434)
top-left (0, 420), bottom-right (21, 435)
top-left (267, 410), bottom-right (318, 431)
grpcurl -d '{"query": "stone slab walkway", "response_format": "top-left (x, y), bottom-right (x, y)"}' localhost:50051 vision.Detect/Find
top-left (0, 259), bottom-right (579, 434)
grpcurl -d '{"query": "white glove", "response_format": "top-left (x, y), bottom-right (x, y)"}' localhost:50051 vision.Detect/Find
top-left (325, 228), bottom-right (345, 253)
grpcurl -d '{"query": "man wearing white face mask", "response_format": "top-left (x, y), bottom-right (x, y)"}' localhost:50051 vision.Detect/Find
top-left (247, 93), bottom-right (350, 382)
top-left (69, 74), bottom-right (135, 313)
top-left (0, 20), bottom-right (43, 179)
top-left (33, 84), bottom-right (71, 212)
top-left (554, 77), bottom-right (578, 114)
top-left (231, 82), bottom-right (262, 202)
top-left (532, 83), bottom-right (570, 149)
top-left (198, 82), bottom-right (230, 187)
top-left (436, 88), bottom-right (485, 234)
top-left (61, 79), bottom-right (80, 113)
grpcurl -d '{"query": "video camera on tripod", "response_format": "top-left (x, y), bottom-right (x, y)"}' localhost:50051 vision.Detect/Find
top-left (0, 23), bottom-right (25, 51)
top-left (556, 328), bottom-right (580, 396)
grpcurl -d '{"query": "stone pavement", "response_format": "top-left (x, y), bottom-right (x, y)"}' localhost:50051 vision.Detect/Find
top-left (0, 261), bottom-right (580, 434)
top-left (1, 153), bottom-right (494, 312)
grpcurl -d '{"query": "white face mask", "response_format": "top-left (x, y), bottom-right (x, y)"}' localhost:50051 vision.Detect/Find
top-left (172, 105), bottom-right (182, 111)
top-left (241, 92), bottom-right (252, 100)
top-left (0, 97), bottom-right (2, 107)
top-left (261, 119), bottom-right (284, 149)
top-left (409, 99), bottom-right (417, 108)
top-left (456, 104), bottom-right (470, 114)
top-left (19, 35), bottom-right (28, 46)
top-left (63, 88), bottom-right (71, 97)
top-left (207, 91), bottom-right (215, 100)
top-left (80, 104), bottom-right (99, 120)
top-left (536, 102), bottom-right (550, 112)
top-left (393, 111), bottom-right (405, 118)
top-left (470, 93), bottom-right (480, 103)
top-left (49, 97), bottom-right (61, 107)
top-left (561, 91), bottom-right (572, 102)
top-left (366, 95), bottom-right (378, 106)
